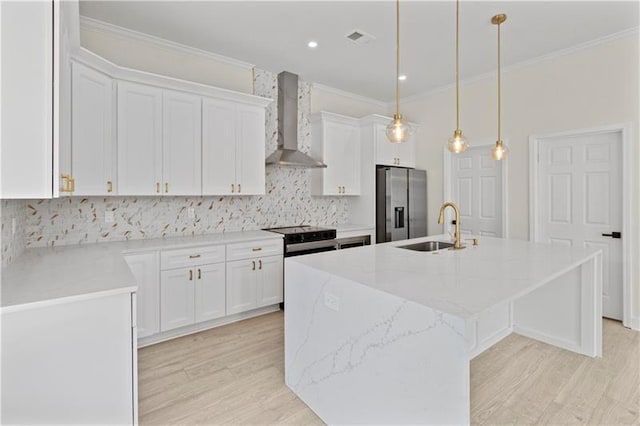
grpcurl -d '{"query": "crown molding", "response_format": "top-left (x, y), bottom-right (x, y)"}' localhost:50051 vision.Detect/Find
top-left (312, 83), bottom-right (388, 109)
top-left (79, 16), bottom-right (255, 70)
top-left (399, 26), bottom-right (640, 105)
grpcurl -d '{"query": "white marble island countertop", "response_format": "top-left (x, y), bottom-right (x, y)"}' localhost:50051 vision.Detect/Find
top-left (287, 235), bottom-right (601, 320)
top-left (1, 230), bottom-right (282, 312)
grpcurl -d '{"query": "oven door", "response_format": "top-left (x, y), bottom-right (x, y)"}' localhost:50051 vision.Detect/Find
top-left (285, 239), bottom-right (338, 257)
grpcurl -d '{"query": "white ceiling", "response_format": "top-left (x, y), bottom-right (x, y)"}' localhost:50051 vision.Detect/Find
top-left (80, 1), bottom-right (639, 102)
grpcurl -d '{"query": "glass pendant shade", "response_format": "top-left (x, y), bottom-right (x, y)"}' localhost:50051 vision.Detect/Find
top-left (491, 140), bottom-right (509, 160)
top-left (386, 114), bottom-right (411, 143)
top-left (447, 129), bottom-right (469, 153)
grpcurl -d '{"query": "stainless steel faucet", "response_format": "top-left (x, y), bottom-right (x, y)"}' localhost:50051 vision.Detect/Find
top-left (438, 202), bottom-right (465, 250)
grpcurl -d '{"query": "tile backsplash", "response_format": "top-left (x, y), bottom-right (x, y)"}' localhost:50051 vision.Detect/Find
top-left (0, 68), bottom-right (349, 259)
top-left (1, 200), bottom-right (28, 267)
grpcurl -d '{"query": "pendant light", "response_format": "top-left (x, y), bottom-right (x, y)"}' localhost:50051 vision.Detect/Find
top-left (386, 0), bottom-right (411, 143)
top-left (491, 14), bottom-right (509, 161)
top-left (447, 0), bottom-right (469, 154)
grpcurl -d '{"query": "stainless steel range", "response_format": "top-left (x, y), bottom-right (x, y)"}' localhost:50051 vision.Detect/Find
top-left (264, 226), bottom-right (338, 257)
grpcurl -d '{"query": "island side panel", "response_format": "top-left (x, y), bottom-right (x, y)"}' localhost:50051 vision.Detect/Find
top-left (512, 253), bottom-right (603, 357)
top-left (284, 259), bottom-right (469, 425)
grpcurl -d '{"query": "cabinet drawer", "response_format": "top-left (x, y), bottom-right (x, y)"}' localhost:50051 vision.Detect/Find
top-left (226, 239), bottom-right (283, 261)
top-left (161, 245), bottom-right (225, 270)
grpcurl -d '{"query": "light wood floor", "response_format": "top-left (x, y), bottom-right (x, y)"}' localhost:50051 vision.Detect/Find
top-left (139, 312), bottom-right (639, 425)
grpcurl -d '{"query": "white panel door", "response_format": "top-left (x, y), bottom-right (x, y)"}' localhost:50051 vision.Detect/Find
top-left (324, 121), bottom-right (360, 195)
top-left (202, 98), bottom-right (237, 195)
top-left (257, 255), bottom-right (284, 307)
top-left (226, 259), bottom-right (257, 315)
top-left (162, 90), bottom-right (202, 196)
top-left (450, 146), bottom-right (503, 237)
top-left (235, 104), bottom-right (265, 195)
top-left (195, 263), bottom-right (226, 323)
top-left (537, 131), bottom-right (622, 320)
top-left (117, 82), bottom-right (163, 195)
top-left (375, 124), bottom-right (396, 166)
top-left (71, 62), bottom-right (116, 195)
top-left (124, 252), bottom-right (159, 339)
top-left (160, 268), bottom-right (195, 331)
top-left (1, 1), bottom-right (54, 198)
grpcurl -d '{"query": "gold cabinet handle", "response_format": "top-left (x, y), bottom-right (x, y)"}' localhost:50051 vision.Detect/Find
top-left (252, 247), bottom-right (262, 252)
top-left (197, 268), bottom-right (201, 279)
top-left (156, 182), bottom-right (160, 193)
top-left (189, 254), bottom-right (201, 259)
top-left (258, 259), bottom-right (262, 270)
top-left (231, 183), bottom-right (235, 193)
top-left (238, 183), bottom-right (241, 193)
top-left (165, 182), bottom-right (169, 193)
top-left (189, 269), bottom-right (193, 281)
top-left (107, 181), bottom-right (113, 193)
top-left (60, 174), bottom-right (73, 193)
top-left (343, 186), bottom-right (346, 194)
top-left (252, 260), bottom-right (256, 271)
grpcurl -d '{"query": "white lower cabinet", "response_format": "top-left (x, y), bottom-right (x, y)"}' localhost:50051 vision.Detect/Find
top-left (160, 267), bottom-right (196, 332)
top-left (227, 255), bottom-right (283, 315)
top-left (195, 263), bottom-right (226, 322)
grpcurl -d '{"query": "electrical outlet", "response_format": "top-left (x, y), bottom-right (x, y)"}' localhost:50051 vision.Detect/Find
top-left (11, 218), bottom-right (16, 236)
top-left (105, 210), bottom-right (115, 223)
top-left (324, 292), bottom-right (340, 312)
top-left (188, 208), bottom-right (195, 219)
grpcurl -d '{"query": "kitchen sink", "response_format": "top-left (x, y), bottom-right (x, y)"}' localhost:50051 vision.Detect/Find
top-left (397, 241), bottom-right (454, 252)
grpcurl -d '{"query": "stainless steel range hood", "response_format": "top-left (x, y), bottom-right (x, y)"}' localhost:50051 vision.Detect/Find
top-left (265, 71), bottom-right (327, 168)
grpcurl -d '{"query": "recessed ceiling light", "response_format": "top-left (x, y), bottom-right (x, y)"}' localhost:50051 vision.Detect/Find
top-left (398, 75), bottom-right (407, 81)
top-left (307, 40), bottom-right (318, 48)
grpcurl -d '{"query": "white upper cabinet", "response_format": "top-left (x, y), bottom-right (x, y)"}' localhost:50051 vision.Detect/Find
top-left (1, 1), bottom-right (61, 198)
top-left (162, 91), bottom-right (202, 195)
top-left (310, 112), bottom-right (361, 196)
top-left (117, 82), bottom-right (163, 195)
top-left (364, 115), bottom-right (417, 168)
top-left (71, 62), bottom-right (116, 195)
top-left (202, 98), bottom-right (266, 196)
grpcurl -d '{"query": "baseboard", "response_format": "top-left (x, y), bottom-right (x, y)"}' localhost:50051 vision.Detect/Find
top-left (512, 324), bottom-right (584, 355)
top-left (138, 304), bottom-right (281, 347)
top-left (629, 315), bottom-right (640, 331)
top-left (469, 327), bottom-right (513, 360)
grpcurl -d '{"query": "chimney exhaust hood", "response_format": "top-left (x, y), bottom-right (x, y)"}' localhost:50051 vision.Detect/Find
top-left (265, 71), bottom-right (327, 168)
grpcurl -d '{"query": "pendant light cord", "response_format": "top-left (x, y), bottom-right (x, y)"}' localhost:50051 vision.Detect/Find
top-left (395, 0), bottom-right (400, 116)
top-left (455, 0), bottom-right (460, 130)
top-left (497, 21), bottom-right (502, 142)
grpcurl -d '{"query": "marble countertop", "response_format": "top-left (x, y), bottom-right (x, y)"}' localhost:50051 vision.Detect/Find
top-left (1, 230), bottom-right (282, 312)
top-left (287, 235), bottom-right (601, 320)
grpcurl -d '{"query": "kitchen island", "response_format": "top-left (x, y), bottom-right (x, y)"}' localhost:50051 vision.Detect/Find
top-left (284, 236), bottom-right (602, 424)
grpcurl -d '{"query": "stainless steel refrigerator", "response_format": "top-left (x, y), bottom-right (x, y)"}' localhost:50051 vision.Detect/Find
top-left (376, 166), bottom-right (427, 243)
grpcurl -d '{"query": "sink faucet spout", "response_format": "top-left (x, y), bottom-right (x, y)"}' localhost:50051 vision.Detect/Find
top-left (438, 202), bottom-right (465, 250)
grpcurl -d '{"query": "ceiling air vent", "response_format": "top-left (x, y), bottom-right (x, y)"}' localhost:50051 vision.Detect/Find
top-left (346, 29), bottom-right (376, 45)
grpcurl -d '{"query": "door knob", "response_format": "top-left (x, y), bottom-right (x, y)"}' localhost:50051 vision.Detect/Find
top-left (602, 232), bottom-right (621, 239)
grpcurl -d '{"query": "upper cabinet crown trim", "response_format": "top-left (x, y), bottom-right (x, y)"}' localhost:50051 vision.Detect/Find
top-left (310, 111), bottom-right (361, 126)
top-left (71, 48), bottom-right (272, 108)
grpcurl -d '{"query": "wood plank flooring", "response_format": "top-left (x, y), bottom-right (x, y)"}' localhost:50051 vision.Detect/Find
top-left (139, 312), bottom-right (639, 425)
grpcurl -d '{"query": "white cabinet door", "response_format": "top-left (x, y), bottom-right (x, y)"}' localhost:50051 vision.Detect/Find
top-left (162, 90), bottom-right (201, 196)
top-left (226, 259), bottom-right (257, 315)
top-left (195, 263), bottom-right (226, 323)
top-left (71, 62), bottom-right (116, 195)
top-left (124, 252), bottom-right (159, 339)
top-left (396, 133), bottom-right (416, 168)
top-left (160, 268), bottom-right (195, 331)
top-left (202, 98), bottom-right (236, 195)
top-left (117, 82), bottom-right (163, 196)
top-left (375, 124), bottom-right (397, 167)
top-left (235, 104), bottom-right (265, 195)
top-left (257, 255), bottom-right (283, 307)
top-left (1, 1), bottom-right (54, 198)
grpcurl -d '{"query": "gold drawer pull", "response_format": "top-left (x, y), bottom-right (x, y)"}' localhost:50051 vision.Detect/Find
top-left (252, 247), bottom-right (262, 252)
top-left (252, 260), bottom-right (256, 271)
top-left (189, 254), bottom-right (201, 259)
top-left (156, 182), bottom-right (160, 193)
top-left (107, 181), bottom-right (113, 193)
top-left (189, 270), bottom-right (193, 281)
top-left (197, 268), bottom-right (202, 279)
top-left (238, 183), bottom-right (241, 193)
top-left (231, 183), bottom-right (235, 193)
top-left (165, 182), bottom-right (169, 193)
top-left (258, 259), bottom-right (262, 270)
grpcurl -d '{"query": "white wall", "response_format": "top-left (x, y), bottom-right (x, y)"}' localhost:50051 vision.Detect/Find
top-left (402, 34), bottom-right (639, 326)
